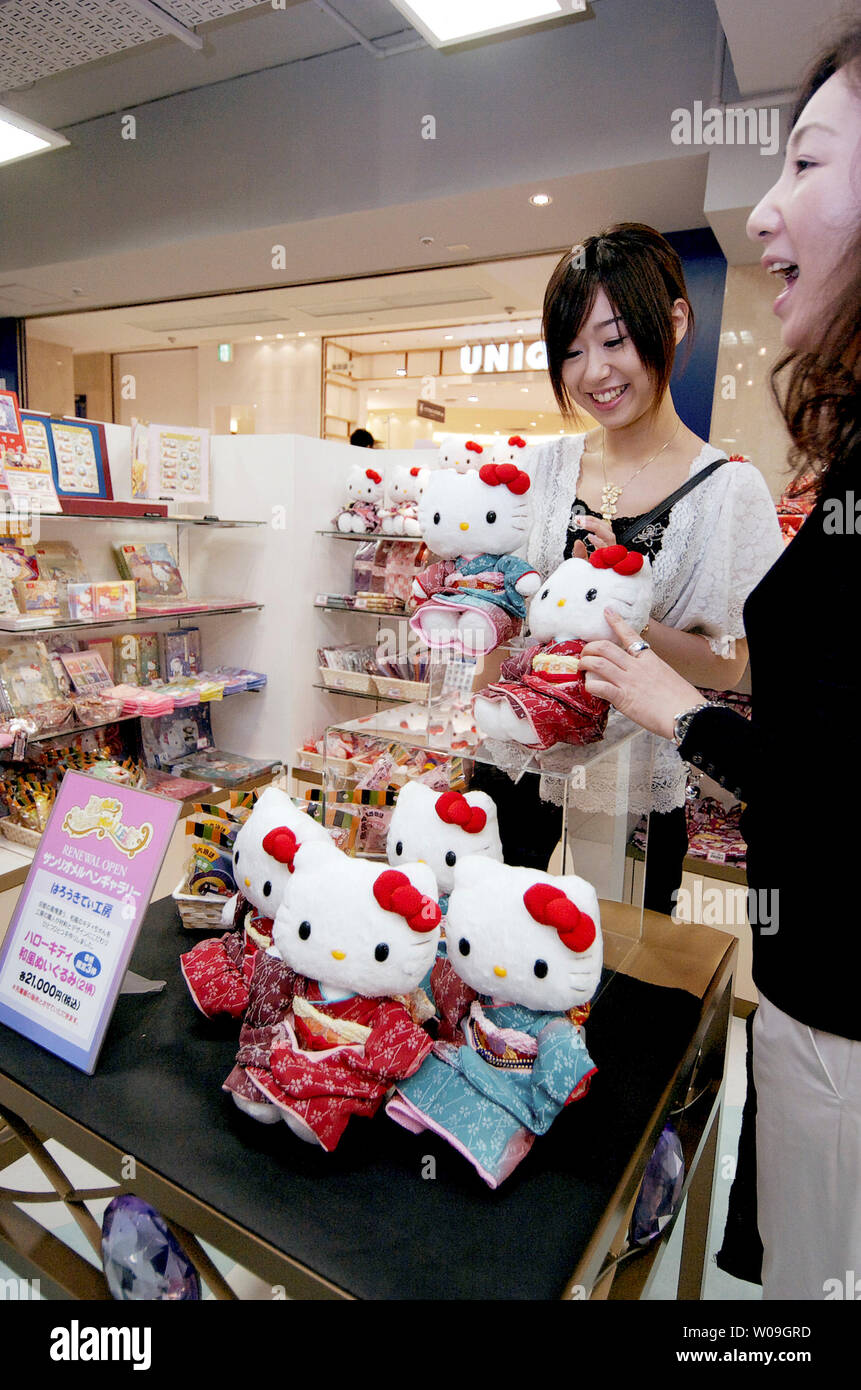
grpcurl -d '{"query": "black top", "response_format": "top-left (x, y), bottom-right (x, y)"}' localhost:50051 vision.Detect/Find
top-left (565, 497), bottom-right (673, 562)
top-left (680, 467), bottom-right (858, 1038)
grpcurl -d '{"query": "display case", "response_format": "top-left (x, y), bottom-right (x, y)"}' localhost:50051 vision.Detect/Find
top-left (320, 701), bottom-right (657, 995)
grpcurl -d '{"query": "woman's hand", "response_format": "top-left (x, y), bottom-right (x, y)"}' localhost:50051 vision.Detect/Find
top-left (579, 608), bottom-right (705, 740)
top-left (573, 515), bottom-right (617, 550)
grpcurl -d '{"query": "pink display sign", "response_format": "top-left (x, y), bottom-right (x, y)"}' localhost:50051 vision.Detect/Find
top-left (0, 771), bottom-right (180, 1073)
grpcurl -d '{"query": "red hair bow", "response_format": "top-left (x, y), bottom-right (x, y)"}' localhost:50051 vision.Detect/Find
top-left (588, 545), bottom-right (644, 576)
top-left (262, 826), bottom-right (300, 872)
top-left (478, 463), bottom-right (531, 495)
top-left (410, 466), bottom-right (421, 477)
top-left (465, 440), bottom-right (483, 454)
top-left (435, 790), bottom-right (487, 835)
top-left (523, 883), bottom-right (596, 953)
top-left (373, 869), bottom-right (441, 933)
top-left (365, 468), bottom-right (382, 485)
top-left (508, 435), bottom-right (527, 448)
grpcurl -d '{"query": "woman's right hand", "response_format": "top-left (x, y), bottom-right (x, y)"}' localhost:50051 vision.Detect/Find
top-left (575, 515), bottom-right (617, 549)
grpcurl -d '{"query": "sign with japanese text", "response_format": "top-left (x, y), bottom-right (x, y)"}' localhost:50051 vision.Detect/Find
top-left (0, 772), bottom-right (180, 1073)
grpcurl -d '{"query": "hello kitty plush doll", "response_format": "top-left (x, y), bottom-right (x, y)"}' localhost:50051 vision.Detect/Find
top-left (379, 465), bottom-right (427, 536)
top-left (474, 545), bottom-right (653, 750)
top-left (223, 842), bottom-right (443, 1150)
top-left (180, 787), bottom-right (331, 1022)
top-left (334, 464), bottom-right (385, 534)
top-left (437, 436), bottom-right (482, 474)
top-left (409, 445), bottom-right (541, 656)
top-left (387, 856), bottom-right (602, 1188)
top-left (387, 782), bottom-right (502, 913)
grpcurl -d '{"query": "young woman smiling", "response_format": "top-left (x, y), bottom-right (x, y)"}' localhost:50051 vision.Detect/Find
top-left (476, 224), bottom-right (782, 914)
top-left (579, 26), bottom-right (861, 1298)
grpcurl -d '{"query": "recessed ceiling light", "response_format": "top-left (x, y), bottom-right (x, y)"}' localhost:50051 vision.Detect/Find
top-left (467, 395), bottom-right (478, 402)
top-left (758, 347), bottom-right (767, 356)
top-left (298, 331), bottom-right (306, 337)
top-left (520, 387), bottom-right (529, 393)
top-left (276, 334), bottom-right (284, 339)
top-left (388, 2), bottom-right (579, 48)
top-left (396, 368), bottom-right (407, 377)
top-left (444, 335), bottom-right (453, 341)
top-left (255, 335), bottom-right (262, 341)
top-left (529, 193), bottom-right (552, 207)
top-left (0, 104), bottom-right (70, 167)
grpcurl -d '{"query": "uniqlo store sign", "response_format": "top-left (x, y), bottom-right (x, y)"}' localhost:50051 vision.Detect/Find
top-left (458, 340), bottom-right (548, 374)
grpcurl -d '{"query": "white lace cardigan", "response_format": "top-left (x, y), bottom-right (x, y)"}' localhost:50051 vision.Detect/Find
top-left (522, 434), bottom-right (785, 813)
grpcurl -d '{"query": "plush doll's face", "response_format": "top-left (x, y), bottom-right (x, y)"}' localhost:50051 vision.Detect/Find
top-left (273, 844), bottom-right (441, 997)
top-left (347, 465), bottom-right (384, 505)
top-left (446, 858), bottom-right (603, 1011)
top-left (437, 437), bottom-right (483, 473)
top-left (231, 787), bottom-right (331, 917)
top-left (386, 782), bottom-right (503, 895)
top-left (528, 549), bottom-right (652, 644)
top-left (418, 467), bottom-right (531, 560)
top-left (390, 466), bottom-right (426, 504)
top-left (490, 435), bottom-right (530, 469)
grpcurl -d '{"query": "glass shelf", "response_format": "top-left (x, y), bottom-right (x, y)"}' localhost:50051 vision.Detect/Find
top-left (311, 682), bottom-right (409, 704)
top-left (9, 684), bottom-right (262, 748)
top-left (0, 602), bottom-right (263, 637)
top-left (314, 601), bottom-right (411, 620)
top-left (316, 530), bottom-right (423, 543)
top-left (37, 512), bottom-right (264, 527)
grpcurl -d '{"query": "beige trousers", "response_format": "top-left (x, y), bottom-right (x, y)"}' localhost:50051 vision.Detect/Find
top-left (753, 992), bottom-right (861, 1300)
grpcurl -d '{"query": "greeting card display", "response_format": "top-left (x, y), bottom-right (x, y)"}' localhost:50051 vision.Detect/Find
top-left (22, 412), bottom-right (113, 501)
top-left (0, 390), bottom-right (24, 452)
top-left (132, 424), bottom-right (210, 503)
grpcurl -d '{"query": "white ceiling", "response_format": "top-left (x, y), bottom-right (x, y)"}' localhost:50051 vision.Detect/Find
top-left (715, 0), bottom-right (851, 97)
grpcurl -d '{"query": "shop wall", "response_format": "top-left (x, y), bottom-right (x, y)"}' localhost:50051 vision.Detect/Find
top-left (112, 347), bottom-right (198, 427)
top-left (709, 265), bottom-right (791, 498)
top-left (73, 352), bottom-right (113, 423)
top-left (25, 335), bottom-right (75, 416)
top-left (196, 338), bottom-right (322, 438)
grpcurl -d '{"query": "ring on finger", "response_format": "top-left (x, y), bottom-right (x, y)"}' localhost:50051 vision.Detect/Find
top-left (626, 640), bottom-right (651, 657)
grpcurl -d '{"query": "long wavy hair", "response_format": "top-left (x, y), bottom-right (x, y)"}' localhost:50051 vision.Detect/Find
top-left (773, 22), bottom-right (861, 497)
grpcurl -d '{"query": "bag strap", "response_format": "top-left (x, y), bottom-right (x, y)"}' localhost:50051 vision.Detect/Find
top-left (614, 457), bottom-right (728, 548)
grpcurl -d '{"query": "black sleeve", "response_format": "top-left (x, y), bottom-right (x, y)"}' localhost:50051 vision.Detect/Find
top-left (677, 704), bottom-right (761, 803)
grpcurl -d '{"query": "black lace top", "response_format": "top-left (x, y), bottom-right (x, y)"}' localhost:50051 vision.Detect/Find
top-left (563, 496), bottom-right (675, 563)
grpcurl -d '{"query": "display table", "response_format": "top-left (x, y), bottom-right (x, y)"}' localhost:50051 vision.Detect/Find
top-left (0, 896), bottom-right (736, 1301)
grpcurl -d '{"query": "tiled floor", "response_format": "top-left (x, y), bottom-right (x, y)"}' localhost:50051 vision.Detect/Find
top-left (0, 1014), bottom-right (761, 1301)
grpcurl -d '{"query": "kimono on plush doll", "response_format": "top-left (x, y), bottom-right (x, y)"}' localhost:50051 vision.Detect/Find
top-left (387, 856), bottom-right (603, 1188)
top-left (409, 437), bottom-right (541, 656)
top-left (474, 545), bottom-right (653, 750)
top-left (179, 786), bottom-right (331, 1022)
top-left (223, 842), bottom-right (443, 1150)
top-left (334, 465), bottom-right (385, 534)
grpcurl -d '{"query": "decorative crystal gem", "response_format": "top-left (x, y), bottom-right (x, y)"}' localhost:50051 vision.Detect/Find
top-left (101, 1195), bottom-right (200, 1301)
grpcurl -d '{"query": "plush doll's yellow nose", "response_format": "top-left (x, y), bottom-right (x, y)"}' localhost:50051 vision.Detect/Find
top-left (494, 965), bottom-right (507, 978)
top-left (557, 598), bottom-right (566, 607)
top-left (460, 522), bottom-right (469, 531)
top-left (331, 950), bottom-right (346, 961)
top-left (244, 877), bottom-right (251, 887)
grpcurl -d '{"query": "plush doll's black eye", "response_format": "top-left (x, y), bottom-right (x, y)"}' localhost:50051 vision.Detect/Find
top-left (234, 848), bottom-right (239, 863)
top-left (375, 943), bottom-right (390, 962)
top-left (298, 921), bottom-right (311, 940)
top-left (486, 510), bottom-right (496, 524)
top-left (586, 588), bottom-right (598, 602)
top-left (445, 850), bottom-right (457, 867)
top-left (458, 938), bottom-right (470, 956)
top-left (433, 512), bottom-right (441, 525)
top-left (395, 840), bottom-right (403, 857)
top-left (541, 588), bottom-right (549, 600)
top-left (534, 959), bottom-right (549, 978)
top-left (263, 881), bottom-right (272, 897)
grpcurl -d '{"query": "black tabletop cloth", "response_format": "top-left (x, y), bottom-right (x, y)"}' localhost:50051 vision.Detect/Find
top-left (0, 897), bottom-right (703, 1300)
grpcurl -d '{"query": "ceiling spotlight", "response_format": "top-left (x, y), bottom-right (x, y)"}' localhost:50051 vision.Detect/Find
top-left (0, 104), bottom-right (69, 168)
top-left (529, 193), bottom-right (552, 207)
top-left (297, 331), bottom-right (306, 337)
top-left (396, 368), bottom-right (407, 377)
top-left (387, 2), bottom-right (582, 48)
top-left (467, 395), bottom-right (478, 402)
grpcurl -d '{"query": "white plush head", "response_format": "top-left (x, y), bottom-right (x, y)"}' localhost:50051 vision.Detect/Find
top-left (528, 547), bottom-right (652, 644)
top-left (387, 782), bottom-right (503, 896)
top-left (231, 786), bottom-right (331, 918)
top-left (388, 465), bottom-right (427, 506)
top-left (446, 858), bottom-right (602, 1011)
top-left (273, 843), bottom-right (441, 997)
top-left (489, 434), bottom-right (531, 469)
top-left (418, 462), bottom-right (532, 560)
top-left (345, 464), bottom-right (384, 506)
top-left (437, 437), bottom-right (484, 474)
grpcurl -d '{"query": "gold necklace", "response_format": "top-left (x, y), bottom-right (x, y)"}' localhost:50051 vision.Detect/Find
top-left (599, 420), bottom-right (681, 524)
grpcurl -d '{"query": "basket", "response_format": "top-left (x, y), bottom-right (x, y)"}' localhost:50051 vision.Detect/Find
top-left (372, 676), bottom-right (430, 702)
top-left (0, 816), bottom-right (43, 850)
top-left (172, 880), bottom-right (230, 931)
top-left (318, 666), bottom-right (376, 695)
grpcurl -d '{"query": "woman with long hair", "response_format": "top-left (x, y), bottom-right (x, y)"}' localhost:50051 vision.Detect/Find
top-left (473, 223), bottom-right (782, 914)
top-left (579, 24), bottom-right (861, 1298)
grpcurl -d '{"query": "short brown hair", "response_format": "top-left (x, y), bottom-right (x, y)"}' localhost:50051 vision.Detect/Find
top-left (542, 222), bottom-right (694, 423)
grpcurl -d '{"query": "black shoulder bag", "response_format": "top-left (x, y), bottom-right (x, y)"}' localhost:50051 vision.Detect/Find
top-left (564, 456), bottom-right (729, 557)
